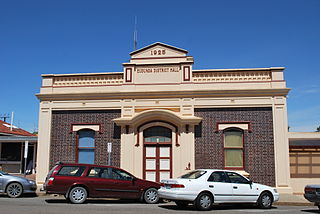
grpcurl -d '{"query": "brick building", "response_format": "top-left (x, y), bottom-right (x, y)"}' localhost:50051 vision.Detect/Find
top-left (36, 42), bottom-right (292, 193)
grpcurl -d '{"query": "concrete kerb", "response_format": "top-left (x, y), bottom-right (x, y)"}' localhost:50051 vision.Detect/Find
top-left (274, 194), bottom-right (314, 206)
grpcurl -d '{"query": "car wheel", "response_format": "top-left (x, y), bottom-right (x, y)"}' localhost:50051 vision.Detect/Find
top-left (144, 188), bottom-right (159, 204)
top-left (69, 186), bottom-right (87, 204)
top-left (6, 182), bottom-right (23, 198)
top-left (195, 192), bottom-right (213, 211)
top-left (175, 200), bottom-right (189, 208)
top-left (257, 192), bottom-right (273, 209)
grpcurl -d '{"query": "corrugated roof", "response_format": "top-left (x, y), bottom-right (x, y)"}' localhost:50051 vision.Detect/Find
top-left (289, 138), bottom-right (320, 146)
top-left (0, 120), bottom-right (35, 136)
top-left (0, 136), bottom-right (37, 142)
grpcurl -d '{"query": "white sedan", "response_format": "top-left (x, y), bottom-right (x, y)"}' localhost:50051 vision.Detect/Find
top-left (158, 169), bottom-right (279, 211)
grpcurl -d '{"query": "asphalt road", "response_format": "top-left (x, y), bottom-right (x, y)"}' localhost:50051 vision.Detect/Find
top-left (0, 195), bottom-right (319, 214)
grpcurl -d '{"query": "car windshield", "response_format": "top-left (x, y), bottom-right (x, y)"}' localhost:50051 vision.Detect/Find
top-left (179, 170), bottom-right (206, 179)
top-left (0, 170), bottom-right (9, 175)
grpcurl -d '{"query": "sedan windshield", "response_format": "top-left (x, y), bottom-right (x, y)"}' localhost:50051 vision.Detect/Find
top-left (179, 170), bottom-right (206, 179)
top-left (0, 170), bottom-right (9, 175)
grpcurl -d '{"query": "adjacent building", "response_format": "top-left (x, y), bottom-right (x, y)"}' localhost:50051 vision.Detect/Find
top-left (0, 120), bottom-right (37, 174)
top-left (36, 42), bottom-right (292, 193)
top-left (289, 132), bottom-right (320, 193)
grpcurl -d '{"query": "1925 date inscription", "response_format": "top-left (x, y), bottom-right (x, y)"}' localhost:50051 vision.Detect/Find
top-left (151, 49), bottom-right (166, 56)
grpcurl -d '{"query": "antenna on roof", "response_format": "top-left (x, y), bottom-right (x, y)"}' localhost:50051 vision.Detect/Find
top-left (0, 113), bottom-right (10, 122)
top-left (133, 16), bottom-right (138, 50)
top-left (10, 111), bottom-right (14, 131)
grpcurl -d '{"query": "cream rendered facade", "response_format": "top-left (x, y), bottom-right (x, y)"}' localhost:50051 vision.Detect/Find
top-left (36, 42), bottom-right (292, 193)
top-left (289, 132), bottom-right (320, 194)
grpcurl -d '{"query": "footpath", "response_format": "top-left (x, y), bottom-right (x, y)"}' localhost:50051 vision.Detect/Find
top-left (275, 194), bottom-right (313, 206)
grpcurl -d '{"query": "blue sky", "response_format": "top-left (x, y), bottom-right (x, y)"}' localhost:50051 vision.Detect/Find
top-left (0, 0), bottom-right (319, 132)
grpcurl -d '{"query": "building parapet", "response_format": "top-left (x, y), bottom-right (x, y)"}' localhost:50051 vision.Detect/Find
top-left (42, 72), bottom-right (123, 88)
top-left (192, 69), bottom-right (272, 83)
top-left (40, 67), bottom-right (285, 88)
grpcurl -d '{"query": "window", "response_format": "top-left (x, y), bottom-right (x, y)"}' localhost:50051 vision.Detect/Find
top-left (179, 170), bottom-right (206, 179)
top-left (110, 168), bottom-right (133, 180)
top-left (0, 143), bottom-right (21, 161)
top-left (87, 167), bottom-right (133, 180)
top-left (87, 167), bottom-right (102, 177)
top-left (290, 148), bottom-right (320, 178)
top-left (57, 166), bottom-right (86, 176)
top-left (226, 172), bottom-right (249, 184)
top-left (224, 129), bottom-right (244, 169)
top-left (144, 126), bottom-right (172, 143)
top-left (208, 171), bottom-right (229, 182)
top-left (78, 129), bottom-right (95, 164)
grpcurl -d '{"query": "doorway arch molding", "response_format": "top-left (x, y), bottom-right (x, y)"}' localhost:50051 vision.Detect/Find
top-left (114, 109), bottom-right (202, 147)
top-left (113, 109), bottom-right (202, 127)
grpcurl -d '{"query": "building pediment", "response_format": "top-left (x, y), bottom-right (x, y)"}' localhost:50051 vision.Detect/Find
top-left (130, 42), bottom-right (188, 59)
top-left (123, 42), bottom-right (193, 84)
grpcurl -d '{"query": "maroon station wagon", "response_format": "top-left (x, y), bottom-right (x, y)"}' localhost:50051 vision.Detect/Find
top-left (43, 162), bottom-right (160, 204)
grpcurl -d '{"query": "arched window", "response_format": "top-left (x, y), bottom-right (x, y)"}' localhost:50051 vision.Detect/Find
top-left (78, 129), bottom-right (95, 164)
top-left (143, 126), bottom-right (172, 143)
top-left (224, 128), bottom-right (244, 169)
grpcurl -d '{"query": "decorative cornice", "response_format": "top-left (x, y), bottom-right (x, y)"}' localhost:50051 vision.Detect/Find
top-left (36, 88), bottom-right (290, 101)
top-left (41, 72), bottom-right (123, 78)
top-left (192, 67), bottom-right (285, 73)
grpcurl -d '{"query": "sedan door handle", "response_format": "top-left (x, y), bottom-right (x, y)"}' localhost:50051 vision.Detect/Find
top-left (233, 186), bottom-right (238, 189)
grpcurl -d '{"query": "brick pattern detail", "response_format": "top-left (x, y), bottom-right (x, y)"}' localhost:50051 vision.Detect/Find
top-left (50, 110), bottom-right (121, 169)
top-left (194, 107), bottom-right (275, 186)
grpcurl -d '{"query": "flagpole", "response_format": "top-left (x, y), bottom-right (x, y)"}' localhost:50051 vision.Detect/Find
top-left (134, 16), bottom-right (137, 50)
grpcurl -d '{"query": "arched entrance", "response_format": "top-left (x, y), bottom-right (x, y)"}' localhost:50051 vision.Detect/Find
top-left (143, 126), bottom-right (172, 182)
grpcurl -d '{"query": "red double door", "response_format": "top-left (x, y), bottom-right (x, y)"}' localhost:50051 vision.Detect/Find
top-left (144, 144), bottom-right (172, 182)
top-left (143, 126), bottom-right (172, 182)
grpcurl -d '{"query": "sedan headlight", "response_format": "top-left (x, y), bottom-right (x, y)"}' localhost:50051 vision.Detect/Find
top-left (28, 180), bottom-right (36, 185)
top-left (273, 188), bottom-right (278, 193)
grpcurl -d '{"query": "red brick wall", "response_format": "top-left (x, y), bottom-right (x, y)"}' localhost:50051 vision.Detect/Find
top-left (194, 107), bottom-right (275, 186)
top-left (50, 110), bottom-right (121, 169)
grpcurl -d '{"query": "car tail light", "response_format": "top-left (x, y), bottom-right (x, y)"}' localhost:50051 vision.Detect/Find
top-left (305, 187), bottom-right (315, 193)
top-left (47, 177), bottom-right (54, 185)
top-left (160, 183), bottom-right (185, 188)
top-left (170, 184), bottom-right (185, 188)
